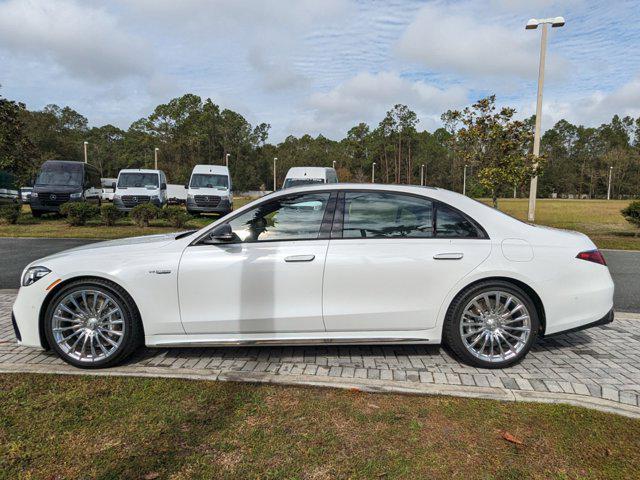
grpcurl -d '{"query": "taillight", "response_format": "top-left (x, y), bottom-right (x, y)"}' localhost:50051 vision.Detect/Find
top-left (576, 249), bottom-right (607, 266)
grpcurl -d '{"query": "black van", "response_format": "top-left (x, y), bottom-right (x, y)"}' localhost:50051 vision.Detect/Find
top-left (30, 160), bottom-right (102, 217)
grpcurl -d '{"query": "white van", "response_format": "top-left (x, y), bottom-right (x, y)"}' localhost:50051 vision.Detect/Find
top-left (113, 169), bottom-right (168, 212)
top-left (282, 167), bottom-right (338, 189)
top-left (185, 165), bottom-right (233, 215)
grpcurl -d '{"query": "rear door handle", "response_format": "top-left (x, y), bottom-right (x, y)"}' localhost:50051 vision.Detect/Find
top-left (285, 255), bottom-right (315, 262)
top-left (433, 252), bottom-right (464, 260)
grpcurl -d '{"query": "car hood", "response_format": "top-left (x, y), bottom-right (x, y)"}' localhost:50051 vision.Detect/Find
top-left (116, 187), bottom-right (159, 195)
top-left (33, 233), bottom-right (180, 265)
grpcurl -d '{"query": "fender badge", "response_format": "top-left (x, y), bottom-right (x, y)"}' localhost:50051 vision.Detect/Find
top-left (149, 270), bottom-right (172, 275)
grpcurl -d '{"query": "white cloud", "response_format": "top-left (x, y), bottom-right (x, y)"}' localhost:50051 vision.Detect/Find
top-left (396, 2), bottom-right (565, 78)
top-left (247, 48), bottom-right (308, 92)
top-left (296, 71), bottom-right (468, 137)
top-left (541, 77), bottom-right (640, 128)
top-left (0, 0), bottom-right (151, 81)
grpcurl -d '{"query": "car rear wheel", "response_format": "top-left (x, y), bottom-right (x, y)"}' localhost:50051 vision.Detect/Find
top-left (443, 281), bottom-right (539, 369)
top-left (44, 279), bottom-right (143, 369)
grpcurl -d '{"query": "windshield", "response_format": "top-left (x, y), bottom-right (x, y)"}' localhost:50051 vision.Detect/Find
top-left (117, 173), bottom-right (159, 188)
top-left (283, 178), bottom-right (325, 189)
top-left (35, 163), bottom-right (83, 187)
top-left (190, 174), bottom-right (229, 189)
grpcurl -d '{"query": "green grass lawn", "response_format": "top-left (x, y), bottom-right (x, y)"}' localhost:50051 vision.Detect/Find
top-left (1, 374), bottom-right (638, 479)
top-left (0, 197), bottom-right (638, 250)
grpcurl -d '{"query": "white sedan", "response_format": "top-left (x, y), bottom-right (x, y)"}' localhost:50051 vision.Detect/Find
top-left (12, 184), bottom-right (614, 369)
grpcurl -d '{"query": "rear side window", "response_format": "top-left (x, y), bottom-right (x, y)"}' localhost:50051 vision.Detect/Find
top-left (435, 204), bottom-right (481, 238)
top-left (343, 192), bottom-right (434, 238)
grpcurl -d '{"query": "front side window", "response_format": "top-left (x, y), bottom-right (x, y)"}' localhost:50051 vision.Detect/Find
top-left (343, 192), bottom-right (434, 238)
top-left (436, 204), bottom-right (480, 238)
top-left (228, 192), bottom-right (331, 242)
top-left (117, 173), bottom-right (159, 188)
top-left (190, 174), bottom-right (229, 189)
top-left (35, 163), bottom-right (83, 187)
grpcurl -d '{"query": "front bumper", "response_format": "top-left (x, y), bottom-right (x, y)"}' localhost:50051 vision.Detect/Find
top-left (12, 281), bottom-right (53, 349)
top-left (30, 198), bottom-right (80, 212)
top-left (114, 197), bottom-right (163, 212)
top-left (186, 197), bottom-right (232, 214)
top-left (545, 309), bottom-right (614, 337)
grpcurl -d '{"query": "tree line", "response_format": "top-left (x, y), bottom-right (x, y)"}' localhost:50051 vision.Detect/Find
top-left (1, 91), bottom-right (639, 198)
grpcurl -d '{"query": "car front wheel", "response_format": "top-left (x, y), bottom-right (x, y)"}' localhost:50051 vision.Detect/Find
top-left (443, 281), bottom-right (539, 369)
top-left (44, 279), bottom-right (142, 369)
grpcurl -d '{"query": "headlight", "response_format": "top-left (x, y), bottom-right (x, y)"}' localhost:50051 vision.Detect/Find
top-left (151, 195), bottom-right (160, 201)
top-left (70, 192), bottom-right (82, 199)
top-left (187, 194), bottom-right (194, 200)
top-left (113, 194), bottom-right (121, 200)
top-left (22, 266), bottom-right (51, 287)
top-left (31, 192), bottom-right (38, 198)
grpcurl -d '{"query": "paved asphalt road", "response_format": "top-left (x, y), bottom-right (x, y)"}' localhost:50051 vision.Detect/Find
top-left (0, 238), bottom-right (638, 312)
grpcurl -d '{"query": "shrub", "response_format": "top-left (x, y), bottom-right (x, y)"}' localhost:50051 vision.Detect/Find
top-left (59, 202), bottom-right (99, 226)
top-left (622, 201), bottom-right (640, 234)
top-left (100, 203), bottom-right (121, 226)
top-left (0, 204), bottom-right (21, 225)
top-left (130, 203), bottom-right (161, 227)
top-left (163, 206), bottom-right (192, 229)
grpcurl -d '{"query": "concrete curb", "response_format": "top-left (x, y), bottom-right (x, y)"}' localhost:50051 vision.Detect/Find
top-left (2, 362), bottom-right (639, 419)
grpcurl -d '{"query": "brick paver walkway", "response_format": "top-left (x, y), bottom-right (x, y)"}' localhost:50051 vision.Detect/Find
top-left (2, 292), bottom-right (640, 415)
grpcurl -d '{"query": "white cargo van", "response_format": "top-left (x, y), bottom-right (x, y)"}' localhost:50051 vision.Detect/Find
top-left (282, 167), bottom-right (338, 189)
top-left (113, 169), bottom-right (168, 212)
top-left (185, 165), bottom-right (233, 215)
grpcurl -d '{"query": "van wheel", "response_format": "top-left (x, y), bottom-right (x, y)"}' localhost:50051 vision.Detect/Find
top-left (44, 279), bottom-right (143, 369)
top-left (443, 281), bottom-right (539, 369)
top-left (31, 209), bottom-right (42, 218)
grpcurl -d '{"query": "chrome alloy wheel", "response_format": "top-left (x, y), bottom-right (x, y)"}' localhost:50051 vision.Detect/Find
top-left (51, 289), bottom-right (125, 363)
top-left (459, 291), bottom-right (532, 364)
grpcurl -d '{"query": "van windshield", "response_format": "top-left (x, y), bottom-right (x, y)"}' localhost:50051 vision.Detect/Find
top-left (118, 173), bottom-right (159, 188)
top-left (190, 174), bottom-right (228, 189)
top-left (283, 178), bottom-right (325, 188)
top-left (35, 163), bottom-right (83, 187)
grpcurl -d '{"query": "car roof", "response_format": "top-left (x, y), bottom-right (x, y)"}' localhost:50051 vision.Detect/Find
top-left (285, 166), bottom-right (334, 178)
top-left (118, 169), bottom-right (162, 174)
top-left (192, 164), bottom-right (229, 174)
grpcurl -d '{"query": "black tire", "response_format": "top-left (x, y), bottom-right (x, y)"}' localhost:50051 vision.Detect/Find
top-left (31, 209), bottom-right (42, 218)
top-left (443, 280), bottom-right (539, 369)
top-left (44, 278), bottom-right (143, 369)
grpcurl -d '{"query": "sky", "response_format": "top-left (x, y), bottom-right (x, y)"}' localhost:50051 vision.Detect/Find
top-left (1, 0), bottom-right (639, 142)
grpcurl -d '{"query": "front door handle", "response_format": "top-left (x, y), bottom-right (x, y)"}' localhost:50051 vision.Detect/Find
top-left (285, 255), bottom-right (315, 262)
top-left (433, 252), bottom-right (464, 260)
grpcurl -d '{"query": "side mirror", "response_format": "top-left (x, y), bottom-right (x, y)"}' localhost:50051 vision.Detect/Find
top-left (184, 184), bottom-right (188, 189)
top-left (203, 223), bottom-right (235, 244)
top-left (111, 182), bottom-right (116, 189)
top-left (161, 182), bottom-right (167, 190)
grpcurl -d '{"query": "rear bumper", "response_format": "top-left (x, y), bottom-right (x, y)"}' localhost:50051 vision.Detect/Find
top-left (545, 309), bottom-right (614, 337)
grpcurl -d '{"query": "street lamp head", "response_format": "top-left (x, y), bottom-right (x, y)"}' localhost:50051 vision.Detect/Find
top-left (155, 147), bottom-right (159, 152)
top-left (551, 16), bottom-right (565, 27)
top-left (525, 18), bottom-right (539, 29)
top-left (83, 141), bottom-right (88, 145)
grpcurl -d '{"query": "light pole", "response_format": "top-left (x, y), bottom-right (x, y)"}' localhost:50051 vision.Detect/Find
top-left (332, 160), bottom-right (336, 169)
top-left (83, 141), bottom-right (88, 163)
top-left (525, 16), bottom-right (565, 222)
top-left (371, 162), bottom-right (376, 183)
top-left (273, 157), bottom-right (277, 191)
top-left (607, 166), bottom-right (613, 200)
top-left (154, 147), bottom-right (159, 170)
top-left (420, 164), bottom-right (425, 186)
top-left (225, 153), bottom-right (230, 167)
top-left (463, 164), bottom-right (467, 196)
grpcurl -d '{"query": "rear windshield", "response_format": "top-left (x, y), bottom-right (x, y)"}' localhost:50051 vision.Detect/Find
top-left (283, 178), bottom-right (325, 188)
top-left (35, 163), bottom-right (83, 187)
top-left (190, 174), bottom-right (229, 189)
top-left (117, 173), bottom-right (159, 188)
